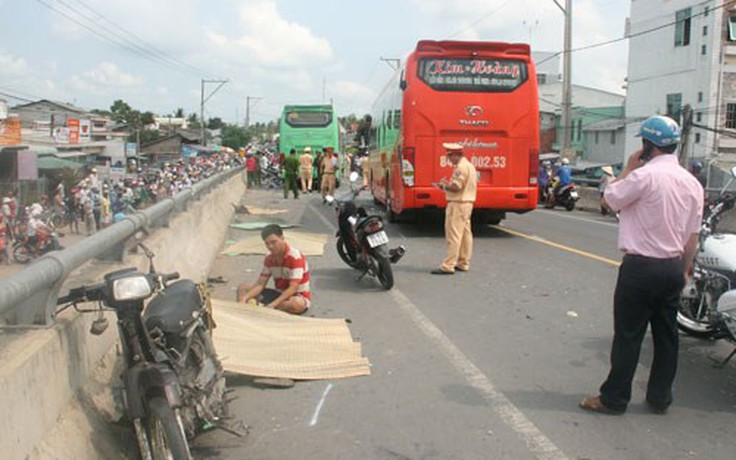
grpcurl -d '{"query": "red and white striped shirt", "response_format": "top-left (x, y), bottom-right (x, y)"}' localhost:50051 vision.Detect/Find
top-left (261, 243), bottom-right (311, 301)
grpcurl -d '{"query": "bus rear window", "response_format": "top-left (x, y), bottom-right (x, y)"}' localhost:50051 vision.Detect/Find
top-left (286, 111), bottom-right (332, 127)
top-left (417, 58), bottom-right (527, 92)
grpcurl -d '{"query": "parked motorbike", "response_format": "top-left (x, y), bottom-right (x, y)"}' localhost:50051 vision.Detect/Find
top-left (326, 172), bottom-right (406, 290)
top-left (56, 242), bottom-right (234, 459)
top-left (677, 166), bottom-right (736, 366)
top-left (13, 227), bottom-right (63, 264)
top-left (544, 182), bottom-right (579, 211)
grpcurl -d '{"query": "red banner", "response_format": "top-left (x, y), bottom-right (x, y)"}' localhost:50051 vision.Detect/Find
top-left (67, 118), bottom-right (80, 144)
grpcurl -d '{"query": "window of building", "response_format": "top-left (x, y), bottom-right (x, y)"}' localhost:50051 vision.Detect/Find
top-left (697, 111), bottom-right (702, 122)
top-left (702, 44), bottom-right (707, 55)
top-left (666, 93), bottom-right (683, 121)
top-left (704, 6), bottom-right (709, 17)
top-left (698, 91), bottom-right (703, 103)
top-left (675, 8), bottom-right (692, 47)
top-left (537, 73), bottom-right (547, 85)
top-left (576, 119), bottom-right (582, 141)
top-left (610, 131), bottom-right (616, 145)
top-left (726, 103), bottom-right (736, 129)
top-left (729, 16), bottom-right (736, 41)
top-left (595, 131), bottom-right (599, 144)
top-left (695, 132), bottom-right (701, 143)
top-left (703, 25), bottom-right (708, 36)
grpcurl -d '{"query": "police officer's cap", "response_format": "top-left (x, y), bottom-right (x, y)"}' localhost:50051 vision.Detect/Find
top-left (442, 143), bottom-right (464, 154)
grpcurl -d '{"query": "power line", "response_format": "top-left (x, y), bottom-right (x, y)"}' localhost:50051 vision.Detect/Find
top-left (33, 0), bottom-right (212, 77)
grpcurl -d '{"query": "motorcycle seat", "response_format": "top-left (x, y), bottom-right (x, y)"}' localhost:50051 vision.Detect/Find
top-left (144, 279), bottom-right (202, 334)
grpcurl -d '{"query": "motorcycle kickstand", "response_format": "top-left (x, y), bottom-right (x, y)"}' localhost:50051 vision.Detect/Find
top-left (355, 269), bottom-right (370, 282)
top-left (709, 346), bottom-right (736, 368)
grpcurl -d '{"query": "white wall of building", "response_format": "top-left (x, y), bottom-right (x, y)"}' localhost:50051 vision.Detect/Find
top-left (625, 0), bottom-right (722, 159)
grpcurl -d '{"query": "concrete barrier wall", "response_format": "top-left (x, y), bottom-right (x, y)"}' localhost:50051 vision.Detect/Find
top-left (0, 172), bottom-right (246, 460)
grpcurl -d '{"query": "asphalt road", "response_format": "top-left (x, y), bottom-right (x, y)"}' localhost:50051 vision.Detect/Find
top-left (196, 190), bottom-right (736, 460)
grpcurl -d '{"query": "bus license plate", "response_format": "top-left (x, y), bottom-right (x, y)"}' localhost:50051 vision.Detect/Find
top-left (367, 231), bottom-right (389, 248)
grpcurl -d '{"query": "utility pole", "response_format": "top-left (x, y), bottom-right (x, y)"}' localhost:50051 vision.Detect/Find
top-left (245, 96), bottom-right (262, 129)
top-left (200, 78), bottom-right (228, 146)
top-left (553, 0), bottom-right (573, 158)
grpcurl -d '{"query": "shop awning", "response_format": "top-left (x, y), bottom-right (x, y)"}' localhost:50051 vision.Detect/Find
top-left (37, 156), bottom-right (84, 170)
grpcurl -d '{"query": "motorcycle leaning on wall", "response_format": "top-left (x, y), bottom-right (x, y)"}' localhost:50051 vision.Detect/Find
top-left (56, 242), bottom-right (237, 459)
top-left (677, 166), bottom-right (736, 366)
top-left (325, 172), bottom-right (406, 290)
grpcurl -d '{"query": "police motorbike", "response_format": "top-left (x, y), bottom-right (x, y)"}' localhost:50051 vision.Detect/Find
top-left (677, 166), bottom-right (736, 366)
top-left (325, 172), bottom-right (406, 290)
top-left (544, 181), bottom-right (579, 211)
top-left (56, 242), bottom-right (234, 459)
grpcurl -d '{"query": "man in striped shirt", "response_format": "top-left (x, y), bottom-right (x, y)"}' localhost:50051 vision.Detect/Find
top-left (237, 224), bottom-right (311, 315)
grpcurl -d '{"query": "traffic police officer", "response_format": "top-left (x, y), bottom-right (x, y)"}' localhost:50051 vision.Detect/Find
top-left (432, 142), bottom-right (477, 275)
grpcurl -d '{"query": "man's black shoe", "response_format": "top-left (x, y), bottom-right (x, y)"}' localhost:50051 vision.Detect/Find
top-left (645, 400), bottom-right (669, 415)
top-left (430, 269), bottom-right (454, 275)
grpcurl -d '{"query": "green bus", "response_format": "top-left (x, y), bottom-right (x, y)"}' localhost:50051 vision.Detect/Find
top-left (278, 104), bottom-right (340, 157)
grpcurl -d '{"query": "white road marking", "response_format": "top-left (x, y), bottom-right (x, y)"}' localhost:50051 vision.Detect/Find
top-left (309, 383), bottom-right (334, 426)
top-left (311, 202), bottom-right (568, 459)
top-left (389, 289), bottom-right (569, 460)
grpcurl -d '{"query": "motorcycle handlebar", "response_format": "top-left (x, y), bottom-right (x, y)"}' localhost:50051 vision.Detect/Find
top-left (161, 271), bottom-right (180, 282)
top-left (56, 282), bottom-right (106, 305)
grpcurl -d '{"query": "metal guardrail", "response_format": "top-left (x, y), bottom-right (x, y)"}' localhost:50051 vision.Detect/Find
top-left (0, 167), bottom-right (243, 326)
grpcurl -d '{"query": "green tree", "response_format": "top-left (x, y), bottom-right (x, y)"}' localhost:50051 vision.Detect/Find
top-left (207, 117), bottom-right (225, 130)
top-left (221, 124), bottom-right (250, 150)
top-left (174, 107), bottom-right (185, 118)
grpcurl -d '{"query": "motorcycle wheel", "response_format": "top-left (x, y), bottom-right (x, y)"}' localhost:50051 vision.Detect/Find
top-left (13, 242), bottom-right (32, 264)
top-left (146, 396), bottom-right (192, 460)
top-left (374, 254), bottom-right (394, 290)
top-left (677, 298), bottom-right (717, 338)
top-left (564, 200), bottom-right (575, 211)
top-left (336, 236), bottom-right (359, 268)
top-left (51, 214), bottom-right (65, 228)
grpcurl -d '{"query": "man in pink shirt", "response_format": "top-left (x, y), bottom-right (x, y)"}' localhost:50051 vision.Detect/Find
top-left (580, 115), bottom-right (704, 415)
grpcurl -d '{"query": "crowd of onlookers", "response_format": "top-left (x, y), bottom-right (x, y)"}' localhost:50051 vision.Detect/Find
top-left (0, 152), bottom-right (243, 264)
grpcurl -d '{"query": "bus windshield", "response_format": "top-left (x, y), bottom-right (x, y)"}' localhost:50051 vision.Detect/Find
top-left (417, 58), bottom-right (527, 92)
top-left (285, 111), bottom-right (332, 128)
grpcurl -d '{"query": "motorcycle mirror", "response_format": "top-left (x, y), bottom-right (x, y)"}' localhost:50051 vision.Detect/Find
top-left (325, 195), bottom-right (335, 204)
top-left (90, 317), bottom-right (109, 335)
top-left (349, 171), bottom-right (360, 183)
top-left (731, 166), bottom-right (736, 178)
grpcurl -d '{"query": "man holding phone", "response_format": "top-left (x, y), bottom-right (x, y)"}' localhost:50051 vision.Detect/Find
top-left (580, 115), bottom-right (704, 415)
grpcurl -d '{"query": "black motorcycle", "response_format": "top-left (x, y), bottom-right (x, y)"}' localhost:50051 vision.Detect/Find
top-left (326, 172), bottom-right (405, 290)
top-left (13, 227), bottom-right (63, 264)
top-left (544, 182), bottom-right (579, 211)
top-left (56, 243), bottom-right (233, 460)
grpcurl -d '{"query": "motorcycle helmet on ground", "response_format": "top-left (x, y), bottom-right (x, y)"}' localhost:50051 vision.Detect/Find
top-left (636, 115), bottom-right (681, 147)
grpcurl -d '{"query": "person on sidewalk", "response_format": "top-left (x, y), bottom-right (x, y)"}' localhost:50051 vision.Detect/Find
top-left (283, 149), bottom-right (300, 199)
top-left (0, 214), bottom-right (11, 264)
top-left (580, 115), bottom-right (704, 415)
top-left (299, 147), bottom-right (314, 193)
top-left (320, 147), bottom-right (337, 200)
top-left (431, 142), bottom-right (477, 275)
top-left (236, 224), bottom-right (310, 315)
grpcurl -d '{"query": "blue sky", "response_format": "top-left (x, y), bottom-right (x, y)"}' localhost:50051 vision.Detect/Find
top-left (0, 0), bottom-right (630, 124)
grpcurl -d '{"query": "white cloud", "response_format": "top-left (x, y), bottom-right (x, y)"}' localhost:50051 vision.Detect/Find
top-left (0, 50), bottom-right (29, 77)
top-left (68, 62), bottom-right (142, 95)
top-left (208, 0), bottom-right (333, 68)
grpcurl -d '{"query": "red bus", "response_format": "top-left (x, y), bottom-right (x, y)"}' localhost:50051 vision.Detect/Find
top-left (367, 40), bottom-right (539, 224)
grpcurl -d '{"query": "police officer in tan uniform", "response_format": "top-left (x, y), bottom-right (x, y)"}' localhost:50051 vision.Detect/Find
top-left (299, 147), bottom-right (314, 193)
top-left (432, 143), bottom-right (477, 275)
top-left (320, 147), bottom-right (337, 200)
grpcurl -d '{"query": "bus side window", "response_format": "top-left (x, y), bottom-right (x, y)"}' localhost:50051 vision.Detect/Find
top-left (393, 110), bottom-right (401, 129)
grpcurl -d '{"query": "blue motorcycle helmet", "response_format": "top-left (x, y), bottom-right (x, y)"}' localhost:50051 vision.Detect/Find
top-left (636, 115), bottom-right (681, 147)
